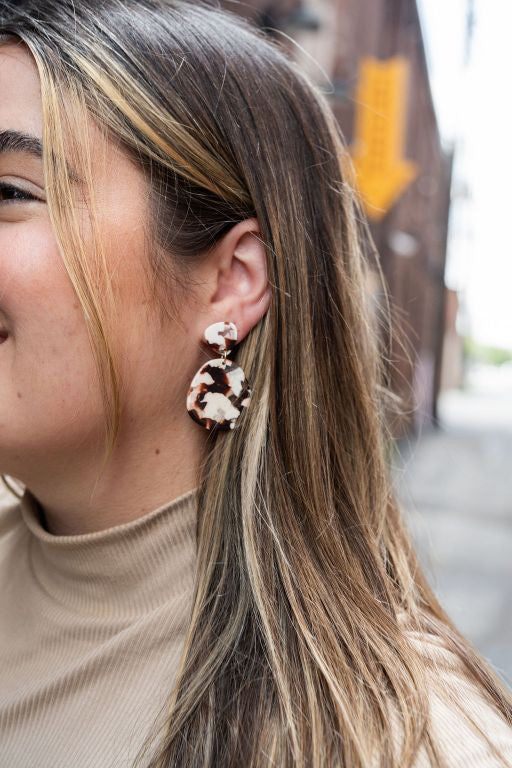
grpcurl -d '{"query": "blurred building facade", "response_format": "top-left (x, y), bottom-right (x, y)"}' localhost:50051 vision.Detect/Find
top-left (440, 287), bottom-right (464, 391)
top-left (221, 0), bottom-right (453, 437)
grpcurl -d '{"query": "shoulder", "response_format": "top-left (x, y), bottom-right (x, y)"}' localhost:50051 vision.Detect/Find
top-left (403, 622), bottom-right (512, 768)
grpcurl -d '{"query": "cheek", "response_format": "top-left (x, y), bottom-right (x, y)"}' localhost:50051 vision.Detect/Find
top-left (0, 221), bottom-right (104, 442)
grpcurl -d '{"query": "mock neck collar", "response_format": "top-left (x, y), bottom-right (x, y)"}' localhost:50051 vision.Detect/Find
top-left (19, 486), bottom-right (198, 617)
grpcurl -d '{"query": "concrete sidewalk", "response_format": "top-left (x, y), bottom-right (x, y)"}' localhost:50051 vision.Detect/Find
top-left (394, 365), bottom-right (512, 686)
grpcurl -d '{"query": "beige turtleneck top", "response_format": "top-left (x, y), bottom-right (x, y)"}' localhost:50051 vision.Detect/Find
top-left (0, 485), bottom-right (198, 768)
top-left (1, 486), bottom-right (511, 768)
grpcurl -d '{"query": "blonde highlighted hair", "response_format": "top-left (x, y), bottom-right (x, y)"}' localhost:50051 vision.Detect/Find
top-left (1, 1), bottom-right (511, 766)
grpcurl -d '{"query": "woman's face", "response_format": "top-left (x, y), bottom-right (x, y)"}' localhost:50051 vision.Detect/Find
top-left (0, 41), bottom-right (204, 490)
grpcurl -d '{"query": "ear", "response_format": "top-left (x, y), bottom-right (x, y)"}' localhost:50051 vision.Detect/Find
top-left (200, 217), bottom-right (271, 343)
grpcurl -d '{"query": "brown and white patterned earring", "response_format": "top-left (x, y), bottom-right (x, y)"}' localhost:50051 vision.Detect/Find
top-left (186, 320), bottom-right (252, 431)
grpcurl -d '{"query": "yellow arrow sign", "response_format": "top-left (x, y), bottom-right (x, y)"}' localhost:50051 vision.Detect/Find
top-left (350, 56), bottom-right (418, 220)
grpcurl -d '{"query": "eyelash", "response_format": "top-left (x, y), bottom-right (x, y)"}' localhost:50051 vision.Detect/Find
top-left (0, 182), bottom-right (39, 204)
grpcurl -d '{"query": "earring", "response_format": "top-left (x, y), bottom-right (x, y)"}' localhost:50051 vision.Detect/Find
top-left (186, 320), bottom-right (252, 431)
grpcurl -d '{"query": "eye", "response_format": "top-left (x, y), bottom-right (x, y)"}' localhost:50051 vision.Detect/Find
top-left (0, 182), bottom-right (40, 203)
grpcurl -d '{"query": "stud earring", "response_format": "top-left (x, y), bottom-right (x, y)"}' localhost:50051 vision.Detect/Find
top-left (186, 320), bottom-right (252, 431)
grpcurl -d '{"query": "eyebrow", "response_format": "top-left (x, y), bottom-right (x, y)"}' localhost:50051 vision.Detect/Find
top-left (0, 129), bottom-right (82, 183)
top-left (0, 129), bottom-right (43, 158)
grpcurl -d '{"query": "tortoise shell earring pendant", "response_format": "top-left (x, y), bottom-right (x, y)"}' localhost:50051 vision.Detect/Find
top-left (186, 320), bottom-right (252, 431)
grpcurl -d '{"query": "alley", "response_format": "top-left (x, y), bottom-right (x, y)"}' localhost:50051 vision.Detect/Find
top-left (395, 364), bottom-right (512, 684)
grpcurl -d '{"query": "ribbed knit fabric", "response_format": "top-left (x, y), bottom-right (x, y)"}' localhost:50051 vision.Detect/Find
top-left (0, 486), bottom-right (198, 768)
top-left (1, 487), bottom-right (511, 768)
top-left (397, 627), bottom-right (512, 768)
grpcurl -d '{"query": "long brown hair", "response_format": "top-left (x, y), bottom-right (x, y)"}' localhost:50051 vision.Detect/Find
top-left (1, 1), bottom-right (511, 766)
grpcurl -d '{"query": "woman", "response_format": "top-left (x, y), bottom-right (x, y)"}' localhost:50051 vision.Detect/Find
top-left (0, 1), bottom-right (510, 766)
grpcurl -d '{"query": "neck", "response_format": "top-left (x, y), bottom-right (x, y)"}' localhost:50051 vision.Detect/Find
top-left (16, 411), bottom-right (206, 536)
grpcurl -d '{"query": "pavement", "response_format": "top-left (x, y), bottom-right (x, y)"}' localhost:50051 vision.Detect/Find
top-left (394, 363), bottom-right (512, 686)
